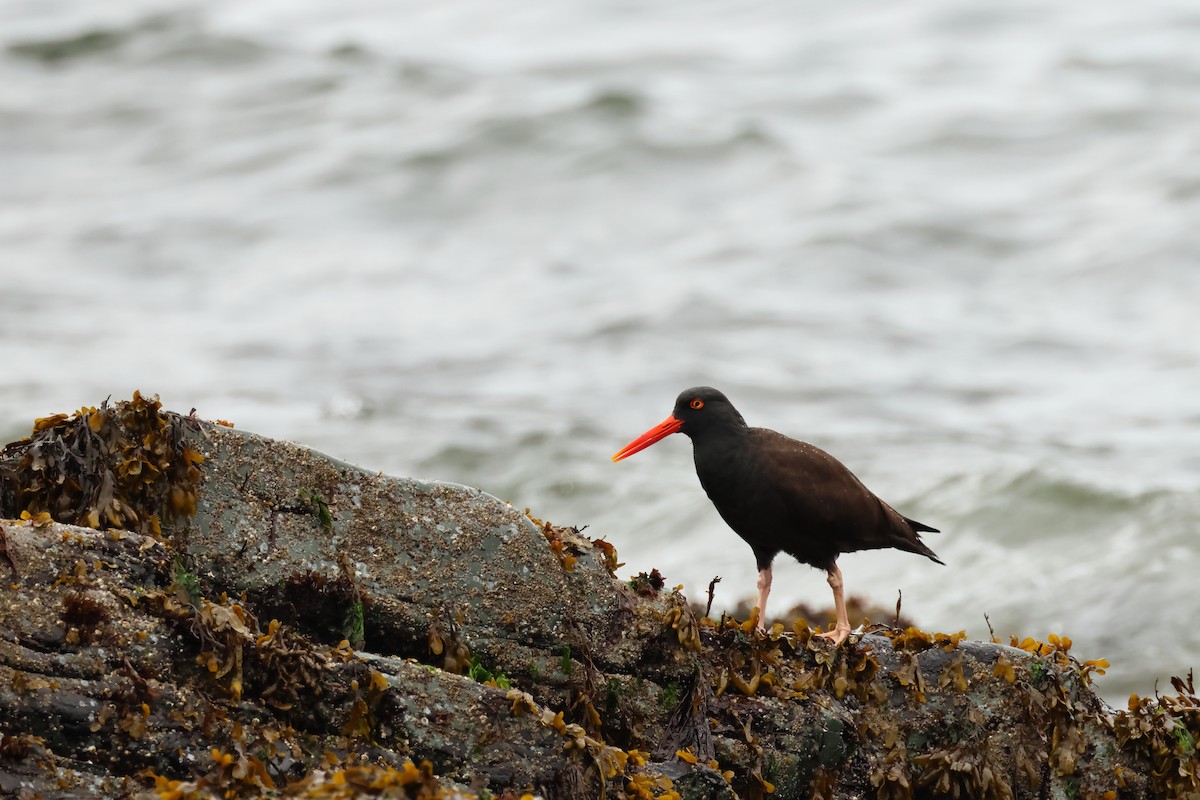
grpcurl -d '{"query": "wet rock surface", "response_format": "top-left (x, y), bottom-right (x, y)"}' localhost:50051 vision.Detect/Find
top-left (0, 398), bottom-right (1196, 799)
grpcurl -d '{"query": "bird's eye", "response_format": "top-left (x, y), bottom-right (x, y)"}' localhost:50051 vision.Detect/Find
top-left (690, 398), bottom-right (704, 410)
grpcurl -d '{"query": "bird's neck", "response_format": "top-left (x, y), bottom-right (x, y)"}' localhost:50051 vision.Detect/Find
top-left (689, 424), bottom-right (749, 458)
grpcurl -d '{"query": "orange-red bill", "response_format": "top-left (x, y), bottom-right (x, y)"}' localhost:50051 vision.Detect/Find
top-left (611, 415), bottom-right (684, 462)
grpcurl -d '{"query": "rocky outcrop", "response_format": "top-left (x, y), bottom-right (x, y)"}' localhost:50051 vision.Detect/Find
top-left (0, 395), bottom-right (1196, 799)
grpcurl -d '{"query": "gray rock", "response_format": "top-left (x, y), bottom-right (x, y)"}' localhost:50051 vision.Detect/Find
top-left (173, 423), bottom-right (653, 674)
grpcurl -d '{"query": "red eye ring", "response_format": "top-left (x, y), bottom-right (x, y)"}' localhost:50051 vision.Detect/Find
top-left (690, 399), bottom-right (704, 410)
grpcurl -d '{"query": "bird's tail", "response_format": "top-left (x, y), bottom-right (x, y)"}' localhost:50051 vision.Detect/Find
top-left (903, 517), bottom-right (945, 565)
top-left (904, 516), bottom-right (939, 534)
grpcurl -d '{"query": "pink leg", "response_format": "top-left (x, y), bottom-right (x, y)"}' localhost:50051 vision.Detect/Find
top-left (755, 566), bottom-right (772, 631)
top-left (815, 565), bottom-right (851, 645)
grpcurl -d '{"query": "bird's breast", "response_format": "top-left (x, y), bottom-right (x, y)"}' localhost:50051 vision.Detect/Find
top-left (693, 440), bottom-right (781, 530)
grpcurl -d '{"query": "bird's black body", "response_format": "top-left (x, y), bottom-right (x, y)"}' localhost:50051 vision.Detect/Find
top-left (612, 385), bottom-right (941, 638)
top-left (676, 387), bottom-right (942, 573)
top-left (692, 421), bottom-right (942, 573)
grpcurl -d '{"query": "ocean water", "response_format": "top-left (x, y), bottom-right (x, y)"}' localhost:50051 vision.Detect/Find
top-left (2, 0), bottom-right (1199, 704)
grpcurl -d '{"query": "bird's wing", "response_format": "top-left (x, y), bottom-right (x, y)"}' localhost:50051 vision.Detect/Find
top-left (750, 429), bottom-right (910, 549)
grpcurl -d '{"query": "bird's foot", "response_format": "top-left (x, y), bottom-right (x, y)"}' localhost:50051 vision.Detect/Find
top-left (815, 625), bottom-right (851, 646)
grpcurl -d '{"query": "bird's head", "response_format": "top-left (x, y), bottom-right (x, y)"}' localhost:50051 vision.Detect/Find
top-left (611, 386), bottom-right (746, 462)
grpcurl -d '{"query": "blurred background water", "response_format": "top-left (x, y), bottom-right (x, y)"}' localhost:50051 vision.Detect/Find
top-left (2, 0), bottom-right (1198, 704)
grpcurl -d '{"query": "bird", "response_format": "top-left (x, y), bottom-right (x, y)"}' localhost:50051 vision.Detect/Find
top-left (611, 386), bottom-right (942, 644)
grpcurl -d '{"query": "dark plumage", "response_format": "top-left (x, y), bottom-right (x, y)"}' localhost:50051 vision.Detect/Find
top-left (612, 386), bottom-right (942, 642)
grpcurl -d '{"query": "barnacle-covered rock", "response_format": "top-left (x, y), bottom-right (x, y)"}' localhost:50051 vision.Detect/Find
top-left (0, 395), bottom-right (1192, 799)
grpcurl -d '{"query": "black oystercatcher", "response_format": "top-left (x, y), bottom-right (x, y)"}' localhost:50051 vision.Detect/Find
top-left (612, 386), bottom-right (942, 644)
